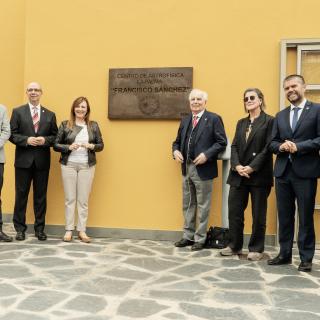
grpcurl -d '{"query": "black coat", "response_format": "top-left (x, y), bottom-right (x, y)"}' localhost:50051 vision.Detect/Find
top-left (227, 111), bottom-right (274, 187)
top-left (269, 101), bottom-right (320, 178)
top-left (54, 120), bottom-right (104, 167)
top-left (172, 110), bottom-right (227, 180)
top-left (9, 104), bottom-right (58, 170)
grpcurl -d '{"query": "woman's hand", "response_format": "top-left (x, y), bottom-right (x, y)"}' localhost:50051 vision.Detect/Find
top-left (68, 143), bottom-right (80, 151)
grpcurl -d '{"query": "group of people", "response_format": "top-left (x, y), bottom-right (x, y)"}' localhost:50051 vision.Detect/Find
top-left (0, 82), bottom-right (103, 244)
top-left (173, 74), bottom-right (320, 272)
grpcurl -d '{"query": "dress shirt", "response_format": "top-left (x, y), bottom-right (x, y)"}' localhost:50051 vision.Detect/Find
top-left (29, 103), bottom-right (41, 121)
top-left (289, 99), bottom-right (306, 128)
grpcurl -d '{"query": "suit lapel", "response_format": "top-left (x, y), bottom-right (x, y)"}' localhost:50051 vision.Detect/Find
top-left (282, 107), bottom-right (292, 135)
top-left (245, 112), bottom-right (266, 148)
top-left (23, 104), bottom-right (36, 134)
top-left (37, 106), bottom-right (46, 134)
top-left (293, 100), bottom-right (312, 133)
top-left (181, 114), bottom-right (192, 150)
top-left (194, 110), bottom-right (208, 144)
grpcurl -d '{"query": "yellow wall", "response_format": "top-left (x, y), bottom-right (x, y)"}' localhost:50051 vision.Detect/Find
top-left (1, 0), bottom-right (320, 235)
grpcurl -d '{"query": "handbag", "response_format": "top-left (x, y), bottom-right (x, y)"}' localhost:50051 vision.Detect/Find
top-left (204, 226), bottom-right (230, 249)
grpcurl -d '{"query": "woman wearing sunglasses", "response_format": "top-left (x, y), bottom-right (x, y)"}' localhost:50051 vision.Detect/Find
top-left (220, 88), bottom-right (274, 260)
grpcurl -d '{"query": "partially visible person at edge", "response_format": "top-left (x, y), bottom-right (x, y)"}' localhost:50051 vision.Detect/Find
top-left (220, 88), bottom-right (274, 260)
top-left (268, 74), bottom-right (320, 272)
top-left (0, 104), bottom-right (12, 242)
top-left (172, 88), bottom-right (227, 251)
top-left (54, 97), bottom-right (104, 243)
top-left (10, 82), bottom-right (58, 241)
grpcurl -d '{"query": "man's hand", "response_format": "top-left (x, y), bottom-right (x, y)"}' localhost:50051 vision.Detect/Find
top-left (35, 137), bottom-right (45, 145)
top-left (173, 150), bottom-right (184, 163)
top-left (279, 140), bottom-right (297, 153)
top-left (27, 137), bottom-right (38, 146)
top-left (193, 153), bottom-right (207, 165)
top-left (235, 165), bottom-right (250, 178)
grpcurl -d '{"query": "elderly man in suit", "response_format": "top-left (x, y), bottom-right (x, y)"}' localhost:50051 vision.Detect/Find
top-left (172, 88), bottom-right (227, 251)
top-left (268, 74), bottom-right (320, 272)
top-left (10, 82), bottom-right (58, 241)
top-left (0, 104), bottom-right (12, 242)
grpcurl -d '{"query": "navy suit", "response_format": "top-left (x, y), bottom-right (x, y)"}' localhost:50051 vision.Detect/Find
top-left (269, 100), bottom-right (320, 262)
top-left (10, 104), bottom-right (58, 233)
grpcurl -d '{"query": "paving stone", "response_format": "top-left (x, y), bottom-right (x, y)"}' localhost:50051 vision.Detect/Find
top-left (18, 290), bottom-right (68, 311)
top-left (73, 277), bottom-right (134, 296)
top-left (18, 279), bottom-right (49, 287)
top-left (125, 257), bottom-right (180, 272)
top-left (33, 248), bottom-right (58, 256)
top-left (163, 280), bottom-right (207, 291)
top-left (191, 250), bottom-right (213, 258)
top-left (0, 252), bottom-right (22, 260)
top-left (212, 290), bottom-right (270, 306)
top-left (148, 246), bottom-right (174, 255)
top-left (151, 275), bottom-right (182, 284)
top-left (216, 268), bottom-right (264, 282)
top-left (0, 283), bottom-right (21, 297)
top-left (259, 263), bottom-right (300, 275)
top-left (0, 312), bottom-right (46, 320)
top-left (270, 289), bottom-right (320, 313)
top-left (63, 294), bottom-right (107, 313)
top-left (269, 275), bottom-right (319, 289)
top-left (0, 297), bottom-right (17, 308)
top-left (265, 310), bottom-right (320, 320)
top-left (66, 252), bottom-right (88, 258)
top-left (0, 265), bottom-right (32, 279)
top-left (163, 312), bottom-right (186, 319)
top-left (202, 276), bottom-right (221, 282)
top-left (62, 244), bottom-right (102, 252)
top-left (68, 317), bottom-right (110, 320)
top-left (48, 268), bottom-right (91, 281)
top-left (0, 244), bottom-right (31, 252)
top-left (180, 303), bottom-right (255, 320)
top-left (117, 298), bottom-right (169, 317)
top-left (105, 267), bottom-right (153, 280)
top-left (213, 281), bottom-right (262, 290)
top-left (23, 257), bottom-right (74, 268)
top-left (147, 290), bottom-right (203, 302)
top-left (220, 258), bottom-right (252, 267)
top-left (170, 263), bottom-right (213, 276)
top-left (115, 244), bottom-right (156, 255)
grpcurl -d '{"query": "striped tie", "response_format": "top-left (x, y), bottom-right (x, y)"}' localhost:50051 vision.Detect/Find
top-left (32, 107), bottom-right (39, 133)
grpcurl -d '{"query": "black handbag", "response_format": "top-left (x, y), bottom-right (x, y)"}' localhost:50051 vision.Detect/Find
top-left (204, 226), bottom-right (230, 249)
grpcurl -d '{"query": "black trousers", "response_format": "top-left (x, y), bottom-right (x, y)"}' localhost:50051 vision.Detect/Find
top-left (13, 163), bottom-right (49, 233)
top-left (275, 164), bottom-right (317, 262)
top-left (228, 184), bottom-right (271, 253)
top-left (0, 164), bottom-right (4, 229)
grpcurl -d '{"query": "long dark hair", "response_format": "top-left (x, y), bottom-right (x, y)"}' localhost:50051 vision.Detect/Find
top-left (67, 96), bottom-right (91, 128)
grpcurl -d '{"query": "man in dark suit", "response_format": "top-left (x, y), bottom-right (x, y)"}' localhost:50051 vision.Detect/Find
top-left (172, 88), bottom-right (227, 251)
top-left (268, 74), bottom-right (320, 272)
top-left (10, 82), bottom-right (58, 241)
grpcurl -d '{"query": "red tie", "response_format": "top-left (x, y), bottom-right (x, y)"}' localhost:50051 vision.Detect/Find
top-left (192, 115), bottom-right (198, 128)
top-left (32, 107), bottom-right (39, 133)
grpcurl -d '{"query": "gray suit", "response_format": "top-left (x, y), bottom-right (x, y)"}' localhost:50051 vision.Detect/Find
top-left (0, 104), bottom-right (11, 228)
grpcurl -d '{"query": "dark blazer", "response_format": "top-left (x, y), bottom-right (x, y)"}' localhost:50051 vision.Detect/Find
top-left (54, 120), bottom-right (104, 167)
top-left (269, 101), bottom-right (320, 178)
top-left (9, 104), bottom-right (58, 170)
top-left (172, 110), bottom-right (227, 180)
top-left (227, 111), bottom-right (274, 187)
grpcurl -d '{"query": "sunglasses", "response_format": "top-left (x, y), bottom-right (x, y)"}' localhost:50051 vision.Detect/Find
top-left (244, 95), bottom-right (256, 102)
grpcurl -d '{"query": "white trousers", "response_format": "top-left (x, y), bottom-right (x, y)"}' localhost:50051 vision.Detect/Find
top-left (61, 162), bottom-right (95, 232)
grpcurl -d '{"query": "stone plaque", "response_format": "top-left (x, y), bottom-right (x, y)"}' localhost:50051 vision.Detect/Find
top-left (108, 67), bottom-right (193, 119)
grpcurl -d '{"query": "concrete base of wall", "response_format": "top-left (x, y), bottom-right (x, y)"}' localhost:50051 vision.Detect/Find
top-left (3, 213), bottom-right (277, 245)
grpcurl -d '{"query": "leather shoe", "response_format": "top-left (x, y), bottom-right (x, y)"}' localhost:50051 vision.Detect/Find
top-left (191, 242), bottom-right (204, 251)
top-left (35, 231), bottom-right (47, 241)
top-left (0, 231), bottom-right (13, 242)
top-left (267, 254), bottom-right (292, 265)
top-left (15, 231), bottom-right (25, 241)
top-left (298, 261), bottom-right (312, 272)
top-left (174, 238), bottom-right (194, 247)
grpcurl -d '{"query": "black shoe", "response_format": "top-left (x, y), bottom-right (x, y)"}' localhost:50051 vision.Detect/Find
top-left (174, 238), bottom-right (194, 247)
top-left (298, 261), bottom-right (312, 272)
top-left (191, 242), bottom-right (204, 251)
top-left (267, 254), bottom-right (292, 265)
top-left (35, 231), bottom-right (47, 241)
top-left (0, 231), bottom-right (13, 242)
top-left (15, 231), bottom-right (25, 241)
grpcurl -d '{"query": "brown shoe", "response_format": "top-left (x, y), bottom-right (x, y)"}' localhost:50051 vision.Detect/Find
top-left (78, 232), bottom-right (91, 243)
top-left (63, 231), bottom-right (73, 242)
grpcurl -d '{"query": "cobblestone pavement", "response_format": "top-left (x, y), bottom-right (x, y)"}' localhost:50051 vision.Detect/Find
top-left (0, 224), bottom-right (319, 320)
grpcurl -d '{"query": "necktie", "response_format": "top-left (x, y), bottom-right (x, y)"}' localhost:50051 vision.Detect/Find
top-left (192, 115), bottom-right (198, 128)
top-left (32, 107), bottom-right (39, 133)
top-left (291, 107), bottom-right (299, 131)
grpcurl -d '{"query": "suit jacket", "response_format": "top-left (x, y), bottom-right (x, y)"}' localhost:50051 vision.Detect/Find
top-left (54, 120), bottom-right (104, 167)
top-left (172, 110), bottom-right (227, 180)
top-left (9, 104), bottom-right (58, 170)
top-left (269, 100), bottom-right (320, 178)
top-left (227, 111), bottom-right (274, 187)
top-left (0, 105), bottom-right (10, 164)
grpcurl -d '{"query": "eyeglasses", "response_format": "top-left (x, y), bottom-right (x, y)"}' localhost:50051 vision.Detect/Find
top-left (244, 95), bottom-right (256, 103)
top-left (27, 88), bottom-right (42, 93)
